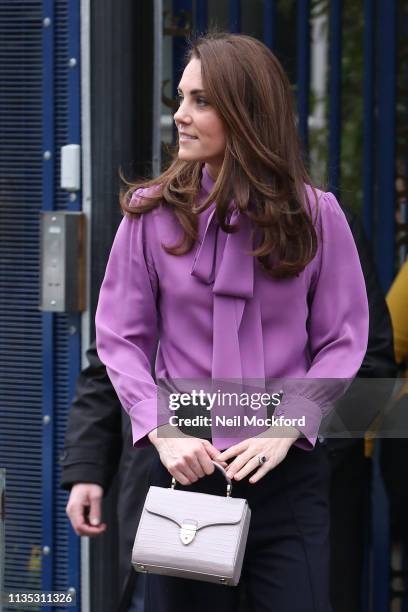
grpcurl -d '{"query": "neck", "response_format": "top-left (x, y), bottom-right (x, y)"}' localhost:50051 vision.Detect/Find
top-left (204, 162), bottom-right (221, 181)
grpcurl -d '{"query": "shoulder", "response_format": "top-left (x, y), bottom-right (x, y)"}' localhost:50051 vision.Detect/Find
top-left (127, 185), bottom-right (174, 223)
top-left (304, 186), bottom-right (352, 247)
top-left (127, 185), bottom-right (160, 213)
top-left (304, 185), bottom-right (345, 219)
top-left (122, 186), bottom-right (162, 231)
top-left (124, 186), bottom-right (181, 252)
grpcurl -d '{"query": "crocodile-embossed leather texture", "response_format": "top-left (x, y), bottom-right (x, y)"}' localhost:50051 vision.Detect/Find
top-left (132, 485), bottom-right (251, 586)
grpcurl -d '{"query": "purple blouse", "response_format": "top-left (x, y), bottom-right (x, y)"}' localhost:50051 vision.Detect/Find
top-left (95, 166), bottom-right (369, 451)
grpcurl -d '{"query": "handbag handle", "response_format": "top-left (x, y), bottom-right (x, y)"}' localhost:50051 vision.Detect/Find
top-left (170, 461), bottom-right (232, 497)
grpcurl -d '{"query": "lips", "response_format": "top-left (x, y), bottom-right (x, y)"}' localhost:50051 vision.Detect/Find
top-left (179, 133), bottom-right (198, 140)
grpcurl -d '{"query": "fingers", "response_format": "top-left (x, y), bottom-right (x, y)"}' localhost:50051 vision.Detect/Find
top-left (75, 521), bottom-right (107, 537)
top-left (189, 453), bottom-right (207, 479)
top-left (225, 450), bottom-right (254, 480)
top-left (233, 455), bottom-right (265, 481)
top-left (249, 462), bottom-right (272, 484)
top-left (66, 484), bottom-right (107, 537)
top-left (215, 441), bottom-right (247, 462)
top-left (246, 441), bottom-right (291, 483)
top-left (168, 461), bottom-right (199, 485)
top-left (201, 441), bottom-right (228, 471)
top-left (88, 491), bottom-right (103, 527)
top-left (196, 452), bottom-right (215, 476)
top-left (183, 457), bottom-right (204, 481)
top-left (219, 440), bottom-right (281, 483)
top-left (163, 439), bottom-right (227, 484)
top-left (164, 447), bottom-right (203, 484)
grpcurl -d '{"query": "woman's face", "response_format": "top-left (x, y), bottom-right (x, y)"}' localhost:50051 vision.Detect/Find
top-left (174, 58), bottom-right (226, 178)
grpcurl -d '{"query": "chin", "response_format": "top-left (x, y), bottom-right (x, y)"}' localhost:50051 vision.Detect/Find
top-left (177, 152), bottom-right (201, 162)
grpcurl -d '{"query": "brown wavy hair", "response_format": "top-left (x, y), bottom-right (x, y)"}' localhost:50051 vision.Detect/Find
top-left (121, 32), bottom-right (318, 278)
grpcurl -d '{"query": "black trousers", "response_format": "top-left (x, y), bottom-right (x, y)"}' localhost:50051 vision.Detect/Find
top-left (145, 442), bottom-right (332, 612)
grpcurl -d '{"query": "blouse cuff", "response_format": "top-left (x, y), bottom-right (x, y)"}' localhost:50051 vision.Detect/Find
top-left (129, 397), bottom-right (170, 448)
top-left (277, 394), bottom-right (323, 451)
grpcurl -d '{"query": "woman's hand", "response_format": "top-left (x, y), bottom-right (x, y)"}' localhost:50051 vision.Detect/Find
top-left (215, 426), bottom-right (300, 484)
top-left (148, 424), bottom-right (227, 485)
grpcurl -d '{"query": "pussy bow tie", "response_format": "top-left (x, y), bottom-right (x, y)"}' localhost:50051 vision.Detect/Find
top-left (190, 198), bottom-right (267, 447)
top-left (190, 206), bottom-right (254, 299)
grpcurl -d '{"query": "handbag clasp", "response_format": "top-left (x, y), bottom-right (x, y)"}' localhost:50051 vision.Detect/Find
top-left (180, 519), bottom-right (198, 545)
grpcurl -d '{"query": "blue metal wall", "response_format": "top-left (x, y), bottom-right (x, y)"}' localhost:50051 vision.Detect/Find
top-left (0, 0), bottom-right (81, 609)
top-left (0, 0), bottom-right (45, 604)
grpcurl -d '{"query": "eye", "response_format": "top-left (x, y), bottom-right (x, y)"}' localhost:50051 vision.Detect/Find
top-left (175, 93), bottom-right (183, 105)
top-left (196, 97), bottom-right (208, 107)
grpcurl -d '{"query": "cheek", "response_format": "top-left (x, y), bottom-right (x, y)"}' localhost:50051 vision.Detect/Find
top-left (213, 131), bottom-right (226, 154)
top-left (202, 117), bottom-right (226, 150)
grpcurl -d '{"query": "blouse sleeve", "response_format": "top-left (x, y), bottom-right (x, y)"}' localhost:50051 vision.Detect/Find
top-left (278, 191), bottom-right (370, 449)
top-left (95, 204), bottom-right (162, 447)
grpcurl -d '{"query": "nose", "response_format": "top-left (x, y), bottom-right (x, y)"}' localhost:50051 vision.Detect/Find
top-left (174, 100), bottom-right (192, 127)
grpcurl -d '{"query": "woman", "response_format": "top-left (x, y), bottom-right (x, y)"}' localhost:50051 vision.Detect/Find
top-left (96, 33), bottom-right (369, 612)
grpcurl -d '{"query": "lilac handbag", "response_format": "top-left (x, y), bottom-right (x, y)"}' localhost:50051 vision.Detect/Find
top-left (132, 461), bottom-right (251, 586)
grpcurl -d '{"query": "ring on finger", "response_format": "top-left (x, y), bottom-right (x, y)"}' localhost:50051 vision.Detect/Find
top-left (257, 454), bottom-right (268, 466)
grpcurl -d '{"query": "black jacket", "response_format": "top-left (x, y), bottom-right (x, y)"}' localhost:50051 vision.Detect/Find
top-left (323, 210), bottom-right (398, 445)
top-left (60, 346), bottom-right (154, 602)
top-left (61, 208), bottom-right (397, 602)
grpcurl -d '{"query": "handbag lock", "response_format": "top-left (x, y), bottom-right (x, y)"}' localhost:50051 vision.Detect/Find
top-left (180, 519), bottom-right (198, 545)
